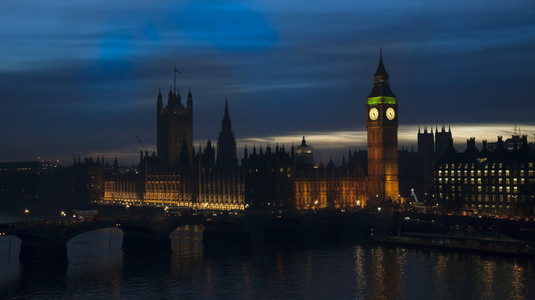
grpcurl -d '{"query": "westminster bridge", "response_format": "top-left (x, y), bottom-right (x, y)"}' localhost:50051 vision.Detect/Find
top-left (3, 210), bottom-right (534, 264)
top-left (0, 210), bottom-right (377, 264)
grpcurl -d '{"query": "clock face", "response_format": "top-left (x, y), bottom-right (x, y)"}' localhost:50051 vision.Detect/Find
top-left (386, 107), bottom-right (395, 120)
top-left (369, 107), bottom-right (379, 120)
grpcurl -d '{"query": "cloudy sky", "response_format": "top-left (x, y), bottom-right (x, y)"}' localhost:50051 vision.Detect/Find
top-left (0, 0), bottom-right (534, 165)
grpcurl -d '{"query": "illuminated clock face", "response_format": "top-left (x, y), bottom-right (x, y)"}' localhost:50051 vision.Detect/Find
top-left (369, 107), bottom-right (379, 120)
top-left (386, 107), bottom-right (395, 120)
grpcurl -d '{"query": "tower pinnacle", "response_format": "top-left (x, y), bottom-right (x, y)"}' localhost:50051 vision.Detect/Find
top-left (368, 50), bottom-right (395, 98)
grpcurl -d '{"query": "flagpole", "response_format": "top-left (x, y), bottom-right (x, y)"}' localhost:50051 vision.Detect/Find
top-left (174, 64), bottom-right (176, 97)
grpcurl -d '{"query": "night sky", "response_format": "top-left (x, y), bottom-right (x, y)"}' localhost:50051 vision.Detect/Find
top-left (1, 1), bottom-right (534, 165)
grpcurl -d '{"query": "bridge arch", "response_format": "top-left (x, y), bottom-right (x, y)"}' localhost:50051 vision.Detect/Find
top-left (66, 226), bottom-right (123, 247)
top-left (248, 215), bottom-right (311, 230)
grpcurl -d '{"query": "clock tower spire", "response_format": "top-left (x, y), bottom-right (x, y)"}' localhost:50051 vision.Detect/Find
top-left (366, 50), bottom-right (399, 206)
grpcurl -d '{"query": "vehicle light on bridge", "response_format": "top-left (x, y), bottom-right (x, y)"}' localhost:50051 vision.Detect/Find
top-left (206, 218), bottom-right (212, 222)
top-left (116, 223), bottom-right (121, 227)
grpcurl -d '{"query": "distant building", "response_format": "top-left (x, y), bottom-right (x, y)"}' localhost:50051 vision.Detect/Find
top-left (488, 134), bottom-right (530, 153)
top-left (294, 136), bottom-right (313, 166)
top-left (157, 87), bottom-right (193, 169)
top-left (398, 146), bottom-right (421, 201)
top-left (418, 127), bottom-right (435, 193)
top-left (216, 100), bottom-right (238, 170)
top-left (435, 135), bottom-right (535, 217)
top-left (0, 158), bottom-right (104, 209)
top-left (293, 153), bottom-right (367, 210)
top-left (411, 124), bottom-right (455, 198)
top-left (0, 161), bottom-right (59, 206)
top-left (435, 125), bottom-right (453, 161)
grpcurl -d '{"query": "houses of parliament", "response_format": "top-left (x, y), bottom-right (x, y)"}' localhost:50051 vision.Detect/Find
top-left (101, 54), bottom-right (401, 211)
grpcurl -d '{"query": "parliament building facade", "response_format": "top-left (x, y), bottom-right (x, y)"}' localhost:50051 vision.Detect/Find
top-left (100, 54), bottom-right (400, 211)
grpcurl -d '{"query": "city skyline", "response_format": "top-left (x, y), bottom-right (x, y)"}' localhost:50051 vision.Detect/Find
top-left (1, 0), bottom-right (534, 165)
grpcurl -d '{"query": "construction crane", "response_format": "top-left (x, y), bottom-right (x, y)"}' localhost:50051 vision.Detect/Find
top-left (136, 135), bottom-right (147, 153)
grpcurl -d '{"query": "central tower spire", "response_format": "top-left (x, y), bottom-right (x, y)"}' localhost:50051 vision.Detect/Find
top-left (368, 50), bottom-right (396, 100)
top-left (217, 99), bottom-right (238, 170)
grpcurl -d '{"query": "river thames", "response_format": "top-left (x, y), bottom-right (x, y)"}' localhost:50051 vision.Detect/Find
top-left (0, 214), bottom-right (534, 299)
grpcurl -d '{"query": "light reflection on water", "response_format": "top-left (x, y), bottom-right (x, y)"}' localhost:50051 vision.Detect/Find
top-left (0, 219), bottom-right (534, 299)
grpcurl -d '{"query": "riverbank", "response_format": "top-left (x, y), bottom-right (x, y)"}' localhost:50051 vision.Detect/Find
top-left (375, 232), bottom-right (535, 257)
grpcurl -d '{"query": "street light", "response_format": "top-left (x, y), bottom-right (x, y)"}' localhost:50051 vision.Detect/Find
top-left (23, 209), bottom-right (30, 222)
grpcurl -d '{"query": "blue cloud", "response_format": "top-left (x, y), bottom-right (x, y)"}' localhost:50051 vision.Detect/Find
top-left (176, 1), bottom-right (277, 51)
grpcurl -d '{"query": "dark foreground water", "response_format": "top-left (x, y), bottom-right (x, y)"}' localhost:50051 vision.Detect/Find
top-left (0, 216), bottom-right (534, 299)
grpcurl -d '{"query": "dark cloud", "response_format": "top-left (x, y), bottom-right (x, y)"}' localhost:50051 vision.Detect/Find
top-left (0, 0), bottom-right (534, 164)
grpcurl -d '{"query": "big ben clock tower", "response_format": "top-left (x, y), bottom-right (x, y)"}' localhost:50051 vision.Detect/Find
top-left (366, 50), bottom-right (399, 206)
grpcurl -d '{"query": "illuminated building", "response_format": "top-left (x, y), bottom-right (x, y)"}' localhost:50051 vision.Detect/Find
top-left (435, 135), bottom-right (535, 217)
top-left (293, 156), bottom-right (367, 210)
top-left (103, 155), bottom-right (245, 210)
top-left (102, 101), bottom-right (245, 210)
top-left (366, 51), bottom-right (399, 205)
top-left (101, 53), bottom-right (404, 211)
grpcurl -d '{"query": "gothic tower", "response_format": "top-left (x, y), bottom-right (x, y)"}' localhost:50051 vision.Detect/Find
top-left (216, 99), bottom-right (238, 170)
top-left (366, 51), bottom-right (399, 205)
top-left (418, 126), bottom-right (435, 194)
top-left (157, 87), bottom-right (193, 169)
top-left (435, 125), bottom-right (453, 161)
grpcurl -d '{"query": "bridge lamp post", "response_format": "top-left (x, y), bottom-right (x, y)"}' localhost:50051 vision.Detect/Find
top-left (60, 210), bottom-right (66, 222)
top-left (24, 209), bottom-right (29, 222)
